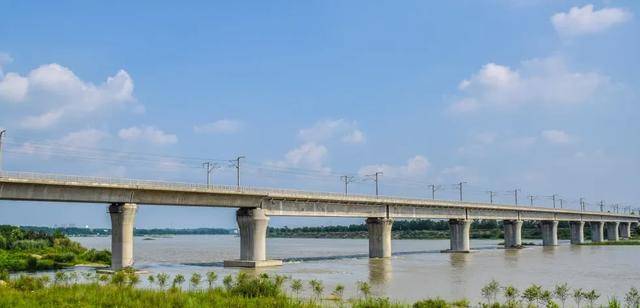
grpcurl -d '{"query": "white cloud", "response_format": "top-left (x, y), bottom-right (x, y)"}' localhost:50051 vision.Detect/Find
top-left (118, 126), bottom-right (177, 145)
top-left (59, 129), bottom-right (110, 149)
top-left (271, 142), bottom-right (330, 172)
top-left (0, 62), bottom-right (138, 129)
top-left (194, 119), bottom-right (242, 134)
top-left (21, 110), bottom-right (63, 129)
top-left (358, 155), bottom-right (430, 178)
top-left (341, 129), bottom-right (365, 144)
top-left (541, 129), bottom-right (571, 144)
top-left (449, 57), bottom-right (608, 113)
top-left (551, 4), bottom-right (632, 37)
top-left (299, 119), bottom-right (365, 144)
top-left (0, 73), bottom-right (29, 102)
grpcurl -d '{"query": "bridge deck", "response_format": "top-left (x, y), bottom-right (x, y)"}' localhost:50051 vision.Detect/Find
top-left (0, 171), bottom-right (637, 222)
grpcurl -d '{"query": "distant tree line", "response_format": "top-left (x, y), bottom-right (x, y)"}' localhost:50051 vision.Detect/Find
top-left (18, 226), bottom-right (233, 237)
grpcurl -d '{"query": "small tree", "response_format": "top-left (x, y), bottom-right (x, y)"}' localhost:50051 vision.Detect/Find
top-left (127, 272), bottom-right (140, 287)
top-left (206, 271), bottom-right (217, 289)
top-left (190, 273), bottom-right (202, 290)
top-left (54, 271), bottom-right (66, 286)
top-left (481, 280), bottom-right (500, 304)
top-left (584, 289), bottom-right (600, 307)
top-left (273, 275), bottom-right (287, 292)
top-left (290, 279), bottom-right (303, 297)
top-left (573, 288), bottom-right (584, 308)
top-left (625, 287), bottom-right (640, 308)
top-left (357, 281), bottom-right (371, 299)
top-left (539, 290), bottom-right (552, 307)
top-left (503, 285), bottom-right (519, 306)
top-left (147, 275), bottom-right (155, 287)
top-left (172, 274), bottom-right (185, 290)
top-left (332, 284), bottom-right (345, 301)
top-left (222, 275), bottom-right (233, 290)
top-left (522, 284), bottom-right (542, 306)
top-left (309, 279), bottom-right (324, 300)
top-left (553, 283), bottom-right (570, 308)
top-left (110, 271), bottom-right (127, 287)
top-left (156, 273), bottom-right (169, 290)
top-left (98, 274), bottom-right (109, 285)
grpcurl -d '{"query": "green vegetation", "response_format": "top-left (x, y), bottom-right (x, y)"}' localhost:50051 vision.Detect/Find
top-left (268, 220), bottom-right (581, 240)
top-left (581, 239), bottom-right (640, 246)
top-left (0, 270), bottom-right (637, 307)
top-left (0, 225), bottom-right (111, 272)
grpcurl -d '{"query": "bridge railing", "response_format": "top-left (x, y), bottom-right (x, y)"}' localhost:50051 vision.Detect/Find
top-left (0, 171), bottom-right (636, 217)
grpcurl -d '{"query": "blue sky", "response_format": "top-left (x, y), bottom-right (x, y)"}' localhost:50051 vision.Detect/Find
top-left (0, 1), bottom-right (638, 228)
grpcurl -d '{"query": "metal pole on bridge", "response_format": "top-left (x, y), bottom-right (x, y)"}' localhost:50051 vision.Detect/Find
top-left (340, 175), bottom-right (355, 195)
top-left (486, 191), bottom-right (496, 204)
top-left (231, 156), bottom-right (245, 189)
top-left (457, 182), bottom-right (467, 201)
top-left (0, 129), bottom-right (5, 172)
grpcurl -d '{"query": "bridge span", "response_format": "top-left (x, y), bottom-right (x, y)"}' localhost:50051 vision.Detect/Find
top-left (0, 171), bottom-right (638, 268)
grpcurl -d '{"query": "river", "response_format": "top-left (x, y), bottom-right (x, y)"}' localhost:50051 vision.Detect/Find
top-left (72, 235), bottom-right (638, 303)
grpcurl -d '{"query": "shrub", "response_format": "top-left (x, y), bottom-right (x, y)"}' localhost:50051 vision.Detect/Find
top-left (413, 298), bottom-right (450, 308)
top-left (10, 275), bottom-right (46, 291)
top-left (11, 239), bottom-right (50, 251)
top-left (228, 273), bottom-right (282, 298)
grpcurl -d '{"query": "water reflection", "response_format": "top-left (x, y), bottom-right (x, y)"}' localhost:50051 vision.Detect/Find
top-left (368, 258), bottom-right (392, 285)
top-left (448, 252), bottom-right (471, 269)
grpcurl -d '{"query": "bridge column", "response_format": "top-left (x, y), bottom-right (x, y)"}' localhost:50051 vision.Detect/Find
top-left (109, 203), bottom-right (137, 270)
top-left (569, 221), bottom-right (585, 245)
top-left (503, 220), bottom-right (522, 248)
top-left (224, 208), bottom-right (282, 267)
top-left (619, 222), bottom-right (631, 239)
top-left (366, 218), bottom-right (393, 258)
top-left (448, 219), bottom-right (471, 252)
top-left (606, 221), bottom-right (619, 241)
top-left (591, 221), bottom-right (604, 242)
top-left (541, 220), bottom-right (558, 246)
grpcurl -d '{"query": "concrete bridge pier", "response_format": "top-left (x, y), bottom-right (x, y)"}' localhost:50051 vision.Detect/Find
top-left (541, 220), bottom-right (558, 246)
top-left (606, 221), bottom-right (620, 241)
top-left (224, 208), bottom-right (282, 268)
top-left (591, 221), bottom-right (605, 242)
top-left (503, 220), bottom-right (522, 248)
top-left (619, 222), bottom-right (631, 239)
top-left (447, 219), bottom-right (471, 252)
top-left (109, 203), bottom-right (137, 270)
top-left (366, 218), bottom-right (393, 258)
top-left (569, 221), bottom-right (585, 245)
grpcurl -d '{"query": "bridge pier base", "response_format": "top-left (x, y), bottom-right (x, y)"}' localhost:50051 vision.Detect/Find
top-left (366, 218), bottom-right (393, 258)
top-left (503, 220), bottom-right (522, 248)
top-left (619, 222), bottom-right (631, 239)
top-left (569, 221), bottom-right (585, 245)
top-left (541, 220), bottom-right (558, 246)
top-left (591, 222), bottom-right (604, 242)
top-left (606, 222), bottom-right (619, 241)
top-left (446, 219), bottom-right (470, 252)
top-left (109, 203), bottom-right (137, 270)
top-left (224, 208), bottom-right (282, 268)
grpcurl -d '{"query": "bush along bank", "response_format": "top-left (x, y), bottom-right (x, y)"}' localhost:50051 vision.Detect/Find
top-left (0, 225), bottom-right (111, 272)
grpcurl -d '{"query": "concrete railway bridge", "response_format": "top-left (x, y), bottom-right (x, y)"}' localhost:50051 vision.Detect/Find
top-left (0, 171), bottom-right (638, 269)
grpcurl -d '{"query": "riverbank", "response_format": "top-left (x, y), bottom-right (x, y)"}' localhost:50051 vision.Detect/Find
top-left (0, 271), bottom-right (637, 307)
top-left (0, 225), bottom-right (110, 272)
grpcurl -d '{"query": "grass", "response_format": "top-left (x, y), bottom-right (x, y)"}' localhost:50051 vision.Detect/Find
top-left (1, 270), bottom-right (638, 308)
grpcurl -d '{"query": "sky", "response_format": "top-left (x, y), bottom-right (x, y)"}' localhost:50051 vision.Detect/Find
top-left (0, 0), bottom-right (638, 228)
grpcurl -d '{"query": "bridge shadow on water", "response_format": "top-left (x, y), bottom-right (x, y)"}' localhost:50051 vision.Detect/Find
top-left (180, 246), bottom-right (500, 268)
